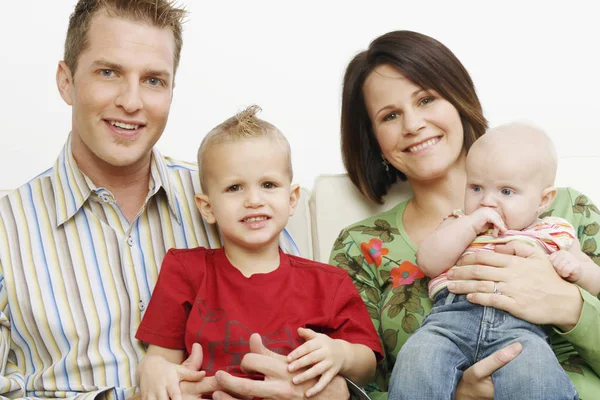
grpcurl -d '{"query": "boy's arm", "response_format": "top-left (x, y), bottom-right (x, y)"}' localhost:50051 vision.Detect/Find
top-left (339, 341), bottom-right (377, 385)
top-left (417, 208), bottom-right (506, 278)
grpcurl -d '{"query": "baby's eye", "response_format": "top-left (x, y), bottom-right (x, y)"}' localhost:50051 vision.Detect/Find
top-left (472, 185), bottom-right (482, 192)
top-left (227, 184), bottom-right (241, 192)
top-left (501, 188), bottom-right (514, 196)
top-left (263, 182), bottom-right (276, 189)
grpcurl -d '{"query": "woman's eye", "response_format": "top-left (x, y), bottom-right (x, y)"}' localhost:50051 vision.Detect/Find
top-left (420, 96), bottom-right (435, 106)
top-left (383, 112), bottom-right (398, 122)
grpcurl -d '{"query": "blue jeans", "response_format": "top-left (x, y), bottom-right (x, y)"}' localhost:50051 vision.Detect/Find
top-left (389, 289), bottom-right (578, 400)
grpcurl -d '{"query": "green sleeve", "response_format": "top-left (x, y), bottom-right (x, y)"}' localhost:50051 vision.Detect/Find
top-left (548, 187), bottom-right (600, 398)
top-left (329, 229), bottom-right (389, 400)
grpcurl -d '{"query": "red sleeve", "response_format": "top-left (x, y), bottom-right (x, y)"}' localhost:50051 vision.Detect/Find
top-left (326, 273), bottom-right (384, 360)
top-left (135, 249), bottom-right (198, 349)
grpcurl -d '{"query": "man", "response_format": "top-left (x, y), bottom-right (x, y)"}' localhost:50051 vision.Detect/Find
top-left (0, 1), bottom-right (351, 399)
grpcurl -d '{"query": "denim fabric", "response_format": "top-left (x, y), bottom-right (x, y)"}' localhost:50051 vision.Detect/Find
top-left (389, 289), bottom-right (578, 400)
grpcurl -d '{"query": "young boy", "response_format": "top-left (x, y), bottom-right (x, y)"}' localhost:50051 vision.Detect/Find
top-left (135, 106), bottom-right (382, 399)
top-left (389, 123), bottom-right (600, 399)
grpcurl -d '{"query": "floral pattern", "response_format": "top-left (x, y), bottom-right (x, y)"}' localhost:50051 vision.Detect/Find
top-left (360, 238), bottom-right (389, 267)
top-left (390, 261), bottom-right (424, 287)
top-left (329, 188), bottom-right (600, 398)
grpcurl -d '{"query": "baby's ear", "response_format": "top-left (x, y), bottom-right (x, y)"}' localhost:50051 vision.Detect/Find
top-left (538, 187), bottom-right (557, 214)
top-left (195, 193), bottom-right (216, 224)
top-left (288, 184), bottom-right (300, 216)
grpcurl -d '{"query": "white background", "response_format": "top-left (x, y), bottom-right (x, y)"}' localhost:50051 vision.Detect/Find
top-left (1, 0), bottom-right (599, 190)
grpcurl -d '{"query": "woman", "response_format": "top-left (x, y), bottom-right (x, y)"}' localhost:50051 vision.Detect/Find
top-left (329, 30), bottom-right (600, 399)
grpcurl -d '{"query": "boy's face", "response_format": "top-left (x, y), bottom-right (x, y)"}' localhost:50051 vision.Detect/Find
top-left (196, 137), bottom-right (299, 253)
top-left (57, 11), bottom-right (175, 170)
top-left (464, 146), bottom-right (549, 231)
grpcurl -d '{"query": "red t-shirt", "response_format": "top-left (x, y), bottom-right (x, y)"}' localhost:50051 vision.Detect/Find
top-left (136, 247), bottom-right (382, 376)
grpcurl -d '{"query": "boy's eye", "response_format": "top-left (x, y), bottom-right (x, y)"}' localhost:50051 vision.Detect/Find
top-left (227, 184), bottom-right (241, 192)
top-left (501, 188), bottom-right (514, 196)
top-left (263, 182), bottom-right (276, 189)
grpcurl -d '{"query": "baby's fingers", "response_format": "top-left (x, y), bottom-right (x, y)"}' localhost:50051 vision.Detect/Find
top-left (305, 369), bottom-right (336, 398)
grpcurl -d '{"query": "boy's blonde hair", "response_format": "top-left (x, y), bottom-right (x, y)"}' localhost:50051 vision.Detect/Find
top-left (64, 0), bottom-right (187, 77)
top-left (198, 105), bottom-right (293, 191)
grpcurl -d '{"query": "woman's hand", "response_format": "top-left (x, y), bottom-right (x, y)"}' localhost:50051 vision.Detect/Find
top-left (447, 241), bottom-right (583, 330)
top-left (455, 342), bottom-right (522, 400)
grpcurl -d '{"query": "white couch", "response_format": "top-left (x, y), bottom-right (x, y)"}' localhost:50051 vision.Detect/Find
top-left (2, 155), bottom-right (599, 262)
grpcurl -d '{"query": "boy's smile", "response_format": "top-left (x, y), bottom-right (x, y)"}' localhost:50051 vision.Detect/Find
top-left (197, 136), bottom-right (299, 255)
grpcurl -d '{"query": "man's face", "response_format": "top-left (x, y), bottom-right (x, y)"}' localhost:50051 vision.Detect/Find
top-left (58, 11), bottom-right (175, 171)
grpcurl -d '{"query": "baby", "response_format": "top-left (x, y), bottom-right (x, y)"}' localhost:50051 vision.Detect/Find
top-left (136, 106), bottom-right (382, 399)
top-left (389, 123), bottom-right (599, 399)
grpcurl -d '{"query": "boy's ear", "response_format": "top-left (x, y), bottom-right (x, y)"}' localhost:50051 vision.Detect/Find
top-left (195, 193), bottom-right (216, 224)
top-left (288, 184), bottom-right (301, 216)
top-left (537, 186), bottom-right (557, 215)
top-left (56, 61), bottom-right (74, 106)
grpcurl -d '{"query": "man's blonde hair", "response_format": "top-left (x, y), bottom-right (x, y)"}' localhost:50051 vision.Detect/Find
top-left (64, 0), bottom-right (186, 76)
top-left (198, 105), bottom-right (293, 191)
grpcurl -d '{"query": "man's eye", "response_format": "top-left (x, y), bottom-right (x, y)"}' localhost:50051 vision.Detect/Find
top-left (147, 77), bottom-right (162, 86)
top-left (100, 69), bottom-right (114, 77)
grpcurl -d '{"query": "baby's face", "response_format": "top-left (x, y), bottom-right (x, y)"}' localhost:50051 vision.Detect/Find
top-left (464, 146), bottom-right (546, 231)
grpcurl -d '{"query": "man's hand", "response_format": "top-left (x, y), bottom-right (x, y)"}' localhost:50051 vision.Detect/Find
top-left (212, 333), bottom-right (350, 400)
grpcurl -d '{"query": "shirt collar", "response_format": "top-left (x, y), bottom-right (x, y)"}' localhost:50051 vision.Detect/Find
top-left (52, 134), bottom-right (182, 226)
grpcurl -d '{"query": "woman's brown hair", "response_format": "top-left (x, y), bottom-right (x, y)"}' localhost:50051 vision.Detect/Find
top-left (341, 30), bottom-right (487, 204)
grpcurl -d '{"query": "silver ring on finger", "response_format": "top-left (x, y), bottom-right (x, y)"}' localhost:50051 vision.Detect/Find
top-left (493, 281), bottom-right (499, 295)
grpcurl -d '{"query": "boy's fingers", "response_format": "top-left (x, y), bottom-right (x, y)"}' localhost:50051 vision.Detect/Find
top-left (177, 366), bottom-right (205, 381)
top-left (305, 370), bottom-right (334, 398)
top-left (297, 327), bottom-right (317, 340)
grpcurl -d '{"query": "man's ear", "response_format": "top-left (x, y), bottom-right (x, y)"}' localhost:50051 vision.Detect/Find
top-left (195, 193), bottom-right (216, 224)
top-left (538, 186), bottom-right (557, 215)
top-left (56, 61), bottom-right (74, 106)
top-left (288, 184), bottom-right (300, 216)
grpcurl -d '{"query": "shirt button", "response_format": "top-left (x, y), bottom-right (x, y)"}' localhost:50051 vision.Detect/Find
top-left (139, 301), bottom-right (146, 311)
top-left (127, 236), bottom-right (134, 247)
top-left (101, 195), bottom-right (110, 203)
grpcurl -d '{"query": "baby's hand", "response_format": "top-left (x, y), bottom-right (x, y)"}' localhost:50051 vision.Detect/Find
top-left (549, 250), bottom-right (581, 282)
top-left (286, 327), bottom-right (346, 397)
top-left (468, 207), bottom-right (507, 237)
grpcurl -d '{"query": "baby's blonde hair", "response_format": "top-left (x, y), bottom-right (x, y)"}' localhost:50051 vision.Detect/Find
top-left (198, 105), bottom-right (292, 191)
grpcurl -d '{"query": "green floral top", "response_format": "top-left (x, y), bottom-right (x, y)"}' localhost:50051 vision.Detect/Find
top-left (329, 187), bottom-right (600, 400)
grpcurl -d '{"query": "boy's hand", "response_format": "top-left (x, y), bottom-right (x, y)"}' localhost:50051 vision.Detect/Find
top-left (138, 354), bottom-right (206, 400)
top-left (549, 250), bottom-right (581, 282)
top-left (468, 207), bottom-right (507, 237)
top-left (286, 328), bottom-right (346, 397)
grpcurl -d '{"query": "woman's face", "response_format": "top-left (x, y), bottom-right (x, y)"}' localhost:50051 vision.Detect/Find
top-left (363, 64), bottom-right (465, 182)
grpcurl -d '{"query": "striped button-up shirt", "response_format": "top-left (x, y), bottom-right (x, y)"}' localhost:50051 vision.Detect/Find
top-left (0, 137), bottom-right (300, 399)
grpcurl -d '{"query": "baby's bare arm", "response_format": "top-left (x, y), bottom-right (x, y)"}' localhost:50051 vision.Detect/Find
top-left (418, 208), bottom-right (506, 278)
